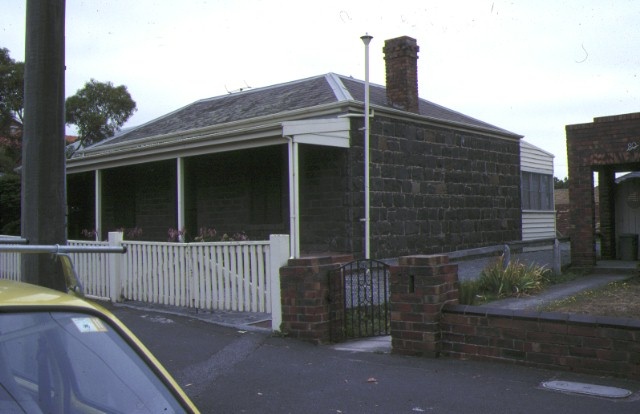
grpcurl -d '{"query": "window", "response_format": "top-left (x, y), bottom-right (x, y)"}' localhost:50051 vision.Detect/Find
top-left (521, 171), bottom-right (554, 210)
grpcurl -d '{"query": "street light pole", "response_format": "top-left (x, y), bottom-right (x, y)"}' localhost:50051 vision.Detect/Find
top-left (361, 33), bottom-right (372, 259)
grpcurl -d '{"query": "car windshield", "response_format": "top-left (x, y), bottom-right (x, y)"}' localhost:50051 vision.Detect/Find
top-left (0, 311), bottom-right (188, 413)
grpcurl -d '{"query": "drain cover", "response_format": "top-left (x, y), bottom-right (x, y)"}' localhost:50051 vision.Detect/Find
top-left (542, 380), bottom-right (632, 399)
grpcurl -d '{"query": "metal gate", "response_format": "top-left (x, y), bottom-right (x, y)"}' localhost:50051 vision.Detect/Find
top-left (330, 259), bottom-right (390, 341)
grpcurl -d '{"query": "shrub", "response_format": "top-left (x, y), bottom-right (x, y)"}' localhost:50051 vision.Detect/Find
top-left (167, 227), bottom-right (185, 242)
top-left (194, 227), bottom-right (217, 242)
top-left (0, 174), bottom-right (20, 235)
top-left (477, 256), bottom-right (550, 298)
top-left (458, 279), bottom-right (481, 305)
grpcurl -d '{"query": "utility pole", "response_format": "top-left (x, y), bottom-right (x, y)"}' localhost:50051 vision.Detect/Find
top-left (21, 0), bottom-right (67, 291)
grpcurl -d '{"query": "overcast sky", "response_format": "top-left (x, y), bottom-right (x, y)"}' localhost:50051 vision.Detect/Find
top-left (3, 1), bottom-right (640, 178)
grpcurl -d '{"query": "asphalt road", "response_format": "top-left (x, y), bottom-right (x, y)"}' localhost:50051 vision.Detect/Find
top-left (102, 302), bottom-right (640, 414)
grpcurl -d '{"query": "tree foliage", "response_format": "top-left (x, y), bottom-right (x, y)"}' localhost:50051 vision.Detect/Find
top-left (0, 48), bottom-right (24, 131)
top-left (0, 48), bottom-right (24, 172)
top-left (65, 79), bottom-right (136, 148)
top-left (554, 176), bottom-right (569, 189)
top-left (0, 174), bottom-right (21, 235)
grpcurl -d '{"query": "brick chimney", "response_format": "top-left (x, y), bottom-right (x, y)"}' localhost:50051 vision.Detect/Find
top-left (383, 36), bottom-right (420, 113)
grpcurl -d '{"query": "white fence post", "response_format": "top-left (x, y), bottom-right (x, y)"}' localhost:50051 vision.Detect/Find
top-left (108, 232), bottom-right (124, 302)
top-left (269, 234), bottom-right (290, 332)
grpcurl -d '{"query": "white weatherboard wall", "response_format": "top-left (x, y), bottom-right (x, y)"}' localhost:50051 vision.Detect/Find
top-left (521, 140), bottom-right (556, 240)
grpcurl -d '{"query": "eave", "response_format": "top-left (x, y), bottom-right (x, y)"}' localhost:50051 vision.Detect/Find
top-left (67, 101), bottom-right (355, 173)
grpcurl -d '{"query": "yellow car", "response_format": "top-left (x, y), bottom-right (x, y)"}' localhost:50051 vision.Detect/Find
top-left (0, 278), bottom-right (199, 413)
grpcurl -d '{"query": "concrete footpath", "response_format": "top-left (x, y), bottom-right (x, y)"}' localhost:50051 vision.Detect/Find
top-left (101, 259), bottom-right (640, 412)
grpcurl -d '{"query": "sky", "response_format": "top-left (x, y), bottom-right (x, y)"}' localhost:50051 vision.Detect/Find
top-left (2, 1), bottom-right (640, 179)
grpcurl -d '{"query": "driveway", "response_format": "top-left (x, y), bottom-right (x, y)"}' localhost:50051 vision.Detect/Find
top-left (102, 302), bottom-right (640, 413)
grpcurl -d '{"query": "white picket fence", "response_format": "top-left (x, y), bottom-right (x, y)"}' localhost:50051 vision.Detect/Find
top-left (0, 233), bottom-right (290, 331)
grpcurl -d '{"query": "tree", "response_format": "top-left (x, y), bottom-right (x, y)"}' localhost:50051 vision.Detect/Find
top-left (554, 176), bottom-right (569, 189)
top-left (0, 174), bottom-right (20, 235)
top-left (0, 48), bottom-right (25, 131)
top-left (0, 48), bottom-right (24, 172)
top-left (65, 79), bottom-right (136, 148)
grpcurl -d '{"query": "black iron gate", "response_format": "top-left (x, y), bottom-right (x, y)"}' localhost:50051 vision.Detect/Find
top-left (329, 259), bottom-right (390, 341)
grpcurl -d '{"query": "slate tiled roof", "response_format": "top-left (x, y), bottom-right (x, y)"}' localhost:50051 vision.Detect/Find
top-left (98, 73), bottom-right (517, 148)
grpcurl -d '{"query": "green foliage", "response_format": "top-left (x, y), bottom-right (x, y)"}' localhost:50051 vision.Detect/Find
top-left (220, 231), bottom-right (249, 242)
top-left (0, 48), bottom-right (24, 131)
top-left (0, 174), bottom-right (21, 235)
top-left (476, 256), bottom-right (550, 299)
top-left (458, 279), bottom-right (481, 305)
top-left (194, 227), bottom-right (217, 242)
top-left (554, 176), bottom-right (569, 189)
top-left (65, 79), bottom-right (137, 148)
top-left (168, 227), bottom-right (249, 243)
top-left (0, 48), bottom-right (24, 173)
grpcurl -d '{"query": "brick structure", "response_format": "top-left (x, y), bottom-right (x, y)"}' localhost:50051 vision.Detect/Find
top-left (361, 118), bottom-right (521, 258)
top-left (554, 189), bottom-right (570, 237)
top-left (389, 254), bottom-right (459, 357)
top-left (279, 255), bottom-right (353, 343)
top-left (441, 306), bottom-right (640, 380)
top-left (385, 254), bottom-right (640, 380)
top-left (103, 160), bottom-right (177, 240)
top-left (383, 36), bottom-right (420, 113)
top-left (566, 112), bottom-right (640, 267)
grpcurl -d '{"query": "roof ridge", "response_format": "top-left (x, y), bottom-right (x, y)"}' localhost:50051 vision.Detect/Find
top-left (325, 73), bottom-right (353, 102)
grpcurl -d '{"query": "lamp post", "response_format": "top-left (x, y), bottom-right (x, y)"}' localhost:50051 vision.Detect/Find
top-left (361, 33), bottom-right (372, 259)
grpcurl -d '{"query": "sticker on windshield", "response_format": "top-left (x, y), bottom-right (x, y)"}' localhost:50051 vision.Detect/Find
top-left (72, 317), bottom-right (108, 333)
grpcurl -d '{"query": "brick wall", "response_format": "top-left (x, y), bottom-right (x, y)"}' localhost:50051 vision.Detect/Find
top-left (185, 146), bottom-right (289, 241)
top-left (386, 254), bottom-right (640, 380)
top-left (67, 172), bottom-right (95, 239)
top-left (554, 189), bottom-right (570, 237)
top-left (298, 145), bottom-right (352, 253)
top-left (389, 254), bottom-right (458, 357)
top-left (441, 305), bottom-right (640, 380)
top-left (101, 160), bottom-right (176, 241)
top-left (279, 255), bottom-right (353, 343)
top-left (355, 115), bottom-right (522, 259)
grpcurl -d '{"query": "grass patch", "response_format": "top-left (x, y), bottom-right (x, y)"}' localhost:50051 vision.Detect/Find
top-left (540, 277), bottom-right (640, 318)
